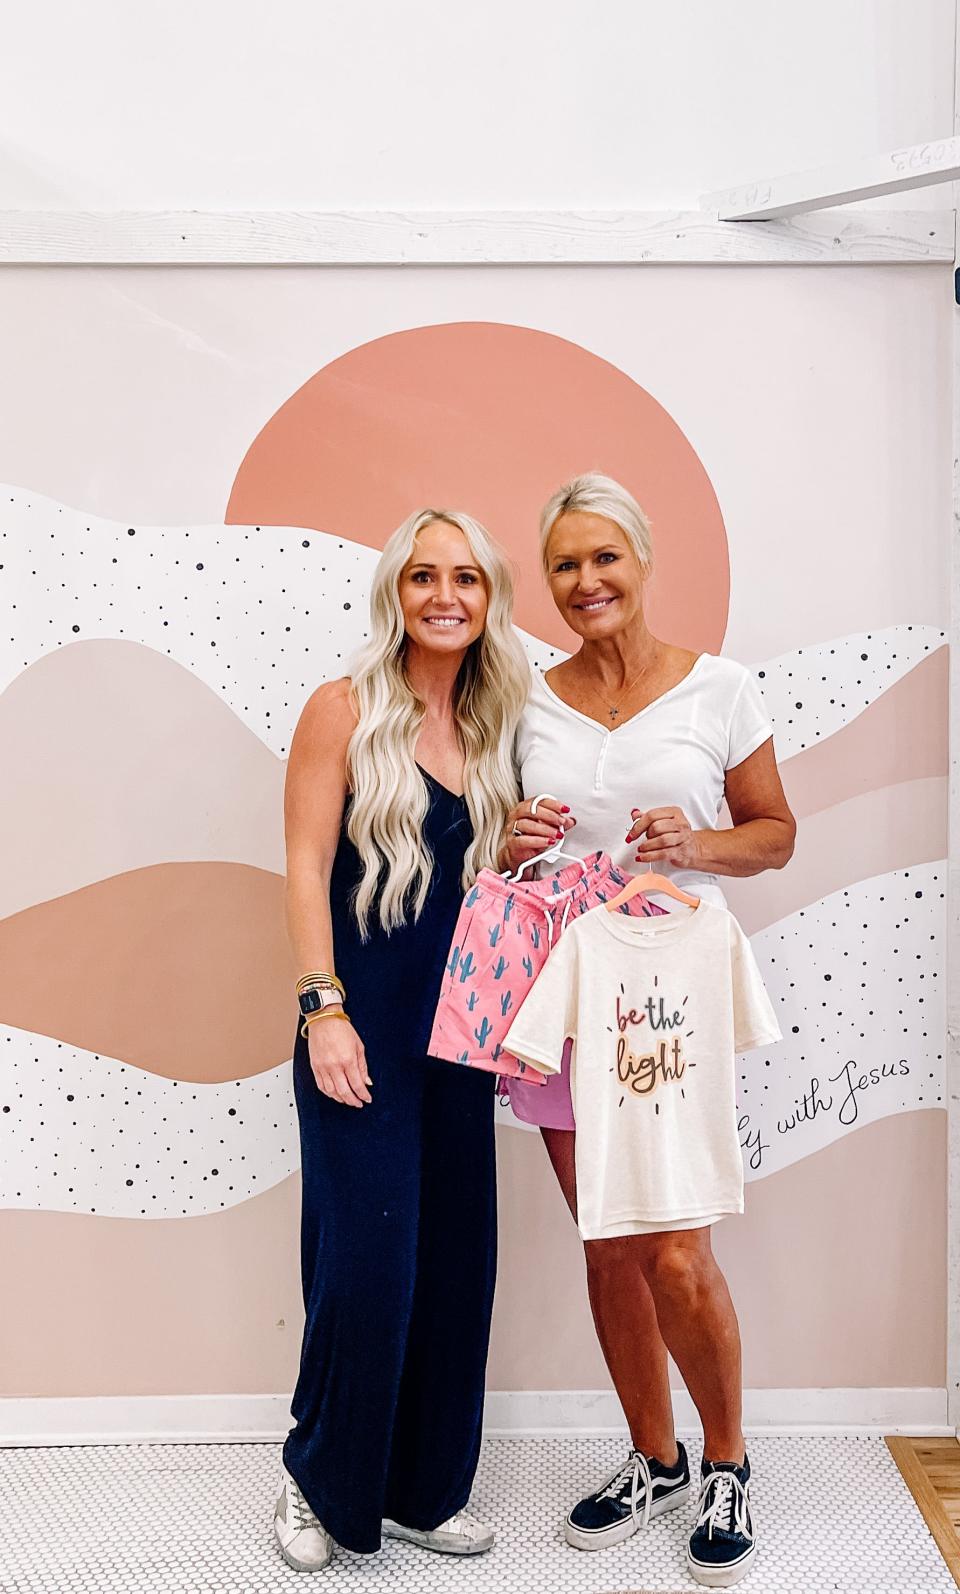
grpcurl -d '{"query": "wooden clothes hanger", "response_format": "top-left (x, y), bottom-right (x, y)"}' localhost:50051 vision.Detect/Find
top-left (604, 862), bottom-right (700, 913)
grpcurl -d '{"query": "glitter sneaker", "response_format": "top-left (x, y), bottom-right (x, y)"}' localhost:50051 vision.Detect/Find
top-left (273, 1464), bottom-right (334, 1572)
top-left (382, 1507), bottom-right (494, 1555)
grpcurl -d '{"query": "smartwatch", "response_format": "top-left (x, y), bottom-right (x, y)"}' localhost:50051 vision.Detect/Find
top-left (298, 985), bottom-right (343, 1018)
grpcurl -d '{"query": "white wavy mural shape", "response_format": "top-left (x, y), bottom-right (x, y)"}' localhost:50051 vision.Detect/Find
top-left (0, 486), bottom-right (944, 759)
top-left (752, 627), bottom-right (946, 759)
top-left (0, 864), bottom-right (944, 1215)
top-left (498, 861), bottom-right (945, 1178)
top-left (738, 859), bottom-right (945, 1179)
top-left (0, 1029), bottom-right (297, 1218)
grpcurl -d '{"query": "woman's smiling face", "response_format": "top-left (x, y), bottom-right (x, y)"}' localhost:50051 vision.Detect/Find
top-left (399, 518), bottom-right (489, 653)
top-left (545, 511), bottom-right (647, 639)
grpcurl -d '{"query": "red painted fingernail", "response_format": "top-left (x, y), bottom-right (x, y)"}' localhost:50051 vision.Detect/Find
top-left (561, 805), bottom-right (570, 812)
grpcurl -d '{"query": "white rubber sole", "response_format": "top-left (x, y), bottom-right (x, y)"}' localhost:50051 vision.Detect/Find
top-left (272, 1511), bottom-right (333, 1574)
top-left (381, 1518), bottom-right (494, 1556)
top-left (563, 1481), bottom-right (691, 1551)
top-left (686, 1539), bottom-right (757, 1587)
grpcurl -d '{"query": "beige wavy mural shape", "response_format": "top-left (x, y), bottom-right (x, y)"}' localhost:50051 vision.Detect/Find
top-left (0, 865), bottom-right (294, 1082)
top-left (0, 630), bottom-right (946, 991)
top-left (0, 782), bottom-right (944, 1091)
top-left (0, 485), bottom-right (945, 763)
top-left (0, 641), bottom-right (285, 921)
top-left (0, 1112), bottom-right (943, 1398)
top-left (776, 646), bottom-right (947, 820)
top-left (0, 638), bottom-right (944, 930)
top-left (724, 775), bottom-right (945, 936)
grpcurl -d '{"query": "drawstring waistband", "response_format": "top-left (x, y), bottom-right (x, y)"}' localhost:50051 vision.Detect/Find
top-left (534, 880), bottom-right (578, 947)
top-left (493, 850), bottom-right (607, 946)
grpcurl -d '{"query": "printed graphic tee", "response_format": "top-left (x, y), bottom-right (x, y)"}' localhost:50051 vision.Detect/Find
top-left (501, 900), bottom-right (782, 1239)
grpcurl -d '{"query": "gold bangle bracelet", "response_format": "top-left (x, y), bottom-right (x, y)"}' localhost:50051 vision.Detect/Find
top-left (300, 1010), bottom-right (351, 1039)
top-left (297, 971), bottom-right (346, 999)
top-left (297, 968), bottom-right (343, 983)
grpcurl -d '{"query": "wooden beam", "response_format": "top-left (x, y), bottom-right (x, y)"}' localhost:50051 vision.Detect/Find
top-left (704, 136), bottom-right (960, 220)
top-left (887, 1438), bottom-right (960, 1586)
top-left (0, 208), bottom-right (952, 266)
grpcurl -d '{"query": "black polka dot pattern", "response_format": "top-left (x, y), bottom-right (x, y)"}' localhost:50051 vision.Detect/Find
top-left (736, 861), bottom-right (944, 1181)
top-left (0, 489), bottom-right (377, 756)
top-left (0, 491), bottom-right (943, 760)
top-left (0, 1028), bottom-right (297, 1217)
top-left (751, 626), bottom-right (946, 757)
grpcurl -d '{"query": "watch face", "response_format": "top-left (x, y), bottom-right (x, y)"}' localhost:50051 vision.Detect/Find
top-left (299, 988), bottom-right (324, 1015)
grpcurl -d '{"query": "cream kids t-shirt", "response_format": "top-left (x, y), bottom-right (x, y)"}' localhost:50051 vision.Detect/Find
top-left (501, 900), bottom-right (782, 1239)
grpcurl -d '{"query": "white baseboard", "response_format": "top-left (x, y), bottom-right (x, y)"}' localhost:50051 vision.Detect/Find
top-left (0, 1387), bottom-right (950, 1447)
top-left (482, 1387), bottom-right (953, 1437)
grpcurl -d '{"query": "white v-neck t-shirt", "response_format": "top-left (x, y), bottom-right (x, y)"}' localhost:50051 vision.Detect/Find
top-left (516, 652), bottom-right (773, 907)
top-left (501, 900), bottom-right (782, 1238)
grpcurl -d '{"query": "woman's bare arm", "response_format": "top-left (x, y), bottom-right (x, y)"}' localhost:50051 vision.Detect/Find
top-left (285, 677), bottom-right (372, 1107)
top-left (629, 740), bottom-right (796, 878)
top-left (284, 677), bottom-right (356, 973)
top-left (698, 740), bottom-right (796, 876)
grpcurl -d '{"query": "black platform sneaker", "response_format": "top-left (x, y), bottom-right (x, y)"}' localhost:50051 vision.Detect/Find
top-left (564, 1441), bottom-right (691, 1550)
top-left (686, 1455), bottom-right (756, 1587)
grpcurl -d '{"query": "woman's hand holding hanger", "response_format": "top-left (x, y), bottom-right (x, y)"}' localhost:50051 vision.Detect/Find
top-left (499, 795), bottom-right (577, 873)
top-left (626, 805), bottom-right (703, 870)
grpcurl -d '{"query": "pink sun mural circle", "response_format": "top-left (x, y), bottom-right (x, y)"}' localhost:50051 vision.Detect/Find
top-left (226, 321), bottom-right (729, 653)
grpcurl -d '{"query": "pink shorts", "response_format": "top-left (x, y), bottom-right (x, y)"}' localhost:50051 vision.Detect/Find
top-left (428, 852), bottom-right (665, 1111)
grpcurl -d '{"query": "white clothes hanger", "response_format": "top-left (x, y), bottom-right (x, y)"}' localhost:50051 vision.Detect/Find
top-left (504, 792), bottom-right (589, 885)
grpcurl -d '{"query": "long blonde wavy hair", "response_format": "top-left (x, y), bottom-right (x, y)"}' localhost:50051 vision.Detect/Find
top-left (346, 508), bottom-right (530, 937)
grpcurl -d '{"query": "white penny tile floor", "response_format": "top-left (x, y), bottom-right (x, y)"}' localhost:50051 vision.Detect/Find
top-left (0, 1434), bottom-right (952, 1593)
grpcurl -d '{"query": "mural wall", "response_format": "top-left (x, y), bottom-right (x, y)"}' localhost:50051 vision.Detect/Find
top-left (0, 265), bottom-right (948, 1400)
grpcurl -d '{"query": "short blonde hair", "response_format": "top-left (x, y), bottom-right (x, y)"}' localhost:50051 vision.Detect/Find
top-left (540, 471), bottom-right (654, 578)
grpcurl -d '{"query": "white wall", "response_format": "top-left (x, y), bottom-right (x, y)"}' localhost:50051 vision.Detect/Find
top-left (1, 0), bottom-right (954, 210)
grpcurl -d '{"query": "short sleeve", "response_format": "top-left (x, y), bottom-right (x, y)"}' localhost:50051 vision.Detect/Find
top-left (729, 917), bottom-right (782, 1053)
top-left (726, 668), bottom-right (773, 770)
top-left (501, 930), bottom-right (578, 1076)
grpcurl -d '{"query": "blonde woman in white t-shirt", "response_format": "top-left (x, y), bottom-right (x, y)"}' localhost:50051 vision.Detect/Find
top-left (499, 471), bottom-right (796, 1588)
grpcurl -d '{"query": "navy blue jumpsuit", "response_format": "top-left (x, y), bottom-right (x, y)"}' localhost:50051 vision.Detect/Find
top-left (283, 768), bottom-right (498, 1554)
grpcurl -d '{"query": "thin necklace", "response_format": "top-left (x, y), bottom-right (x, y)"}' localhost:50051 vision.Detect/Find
top-left (581, 651), bottom-right (660, 722)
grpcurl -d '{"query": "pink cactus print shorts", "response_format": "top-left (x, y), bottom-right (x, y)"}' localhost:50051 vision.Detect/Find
top-left (427, 852), bottom-right (666, 1126)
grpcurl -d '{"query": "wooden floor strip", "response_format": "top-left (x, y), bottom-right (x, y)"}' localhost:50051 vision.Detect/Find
top-left (886, 1436), bottom-right (960, 1588)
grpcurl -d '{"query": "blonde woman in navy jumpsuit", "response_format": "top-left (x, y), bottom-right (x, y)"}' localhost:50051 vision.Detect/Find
top-left (273, 508), bottom-right (529, 1572)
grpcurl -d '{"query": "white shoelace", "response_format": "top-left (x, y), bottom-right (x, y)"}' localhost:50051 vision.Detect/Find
top-left (695, 1470), bottom-right (752, 1542)
top-left (598, 1450), bottom-right (654, 1532)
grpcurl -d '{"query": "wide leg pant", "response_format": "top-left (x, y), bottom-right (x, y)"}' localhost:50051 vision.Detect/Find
top-left (282, 1028), bottom-right (498, 1555)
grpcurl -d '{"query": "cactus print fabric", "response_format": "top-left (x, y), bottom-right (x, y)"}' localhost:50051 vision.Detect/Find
top-left (427, 851), bottom-right (665, 1086)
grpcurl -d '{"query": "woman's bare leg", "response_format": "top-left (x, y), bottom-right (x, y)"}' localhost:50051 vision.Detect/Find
top-left (628, 1227), bottom-right (745, 1464)
top-left (540, 1126), bottom-right (678, 1464)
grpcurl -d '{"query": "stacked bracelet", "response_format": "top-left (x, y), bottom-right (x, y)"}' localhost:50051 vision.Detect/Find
top-left (297, 970), bottom-right (345, 998)
top-left (297, 970), bottom-right (346, 1018)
